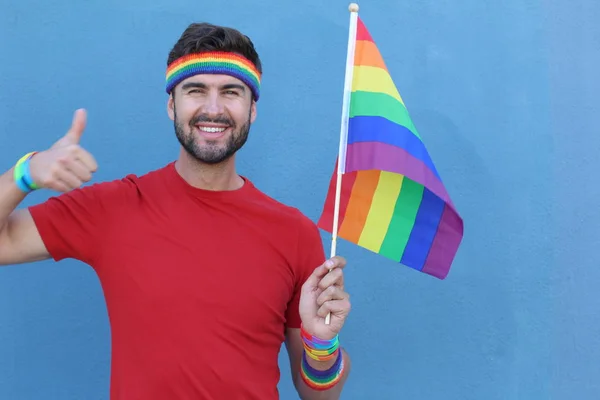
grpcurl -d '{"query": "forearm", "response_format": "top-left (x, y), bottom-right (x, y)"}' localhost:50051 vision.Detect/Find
top-left (0, 166), bottom-right (28, 238)
top-left (0, 158), bottom-right (49, 266)
top-left (296, 347), bottom-right (351, 400)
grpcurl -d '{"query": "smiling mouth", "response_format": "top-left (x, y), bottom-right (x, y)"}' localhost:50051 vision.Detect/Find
top-left (193, 123), bottom-right (232, 139)
top-left (197, 125), bottom-right (228, 133)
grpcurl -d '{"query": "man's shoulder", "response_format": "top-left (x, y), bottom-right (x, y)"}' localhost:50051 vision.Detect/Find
top-left (50, 162), bottom-right (173, 203)
top-left (121, 162), bottom-right (174, 184)
top-left (245, 180), bottom-right (318, 231)
top-left (91, 162), bottom-right (173, 188)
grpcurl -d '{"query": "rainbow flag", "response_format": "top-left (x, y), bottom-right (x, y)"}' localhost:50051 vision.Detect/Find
top-left (317, 14), bottom-right (463, 279)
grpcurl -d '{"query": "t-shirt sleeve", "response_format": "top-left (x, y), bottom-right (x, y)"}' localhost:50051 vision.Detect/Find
top-left (285, 213), bottom-right (327, 329)
top-left (28, 178), bottom-right (135, 265)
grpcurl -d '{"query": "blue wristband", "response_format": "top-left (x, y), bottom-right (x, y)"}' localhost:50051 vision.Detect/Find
top-left (13, 152), bottom-right (39, 193)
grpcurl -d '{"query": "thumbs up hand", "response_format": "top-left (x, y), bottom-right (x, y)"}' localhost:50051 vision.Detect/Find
top-left (29, 109), bottom-right (99, 192)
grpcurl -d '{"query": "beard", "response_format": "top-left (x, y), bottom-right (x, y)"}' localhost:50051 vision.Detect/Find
top-left (173, 105), bottom-right (252, 165)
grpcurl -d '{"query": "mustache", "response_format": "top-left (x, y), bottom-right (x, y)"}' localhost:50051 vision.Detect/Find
top-left (190, 114), bottom-right (234, 126)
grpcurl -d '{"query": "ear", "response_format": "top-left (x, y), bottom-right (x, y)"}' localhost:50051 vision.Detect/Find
top-left (167, 94), bottom-right (175, 121)
top-left (250, 100), bottom-right (257, 124)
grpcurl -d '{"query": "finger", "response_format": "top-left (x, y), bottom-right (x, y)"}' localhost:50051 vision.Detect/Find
top-left (316, 286), bottom-right (348, 306)
top-left (317, 267), bottom-right (344, 292)
top-left (302, 256), bottom-right (348, 291)
top-left (47, 178), bottom-right (72, 193)
top-left (64, 158), bottom-right (93, 182)
top-left (317, 299), bottom-right (351, 319)
top-left (302, 264), bottom-right (332, 290)
top-left (323, 256), bottom-right (347, 271)
top-left (63, 109), bottom-right (87, 144)
top-left (55, 165), bottom-right (83, 190)
top-left (74, 148), bottom-right (98, 172)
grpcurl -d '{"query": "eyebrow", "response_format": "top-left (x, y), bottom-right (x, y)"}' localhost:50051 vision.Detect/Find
top-left (181, 82), bottom-right (246, 93)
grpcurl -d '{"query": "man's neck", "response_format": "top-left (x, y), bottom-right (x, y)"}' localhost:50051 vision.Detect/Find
top-left (175, 150), bottom-right (244, 191)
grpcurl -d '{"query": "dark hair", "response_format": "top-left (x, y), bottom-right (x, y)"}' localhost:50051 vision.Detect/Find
top-left (167, 22), bottom-right (262, 74)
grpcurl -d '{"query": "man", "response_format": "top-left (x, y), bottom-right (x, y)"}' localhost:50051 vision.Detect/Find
top-left (0, 22), bottom-right (352, 399)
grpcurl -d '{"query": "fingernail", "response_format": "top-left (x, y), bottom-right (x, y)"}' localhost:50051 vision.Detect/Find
top-left (325, 260), bottom-right (333, 268)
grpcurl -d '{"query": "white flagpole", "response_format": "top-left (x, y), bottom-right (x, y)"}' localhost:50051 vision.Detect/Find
top-left (325, 3), bottom-right (359, 325)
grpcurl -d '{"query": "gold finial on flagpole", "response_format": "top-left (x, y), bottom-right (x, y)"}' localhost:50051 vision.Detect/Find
top-left (349, 3), bottom-right (359, 12)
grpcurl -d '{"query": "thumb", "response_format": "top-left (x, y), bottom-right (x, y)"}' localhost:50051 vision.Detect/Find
top-left (58, 109), bottom-right (87, 146)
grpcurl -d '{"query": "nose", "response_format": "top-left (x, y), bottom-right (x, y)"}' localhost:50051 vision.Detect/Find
top-left (202, 91), bottom-right (225, 116)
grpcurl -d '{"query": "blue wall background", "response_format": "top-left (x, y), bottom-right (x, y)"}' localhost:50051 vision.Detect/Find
top-left (1, 0), bottom-right (598, 399)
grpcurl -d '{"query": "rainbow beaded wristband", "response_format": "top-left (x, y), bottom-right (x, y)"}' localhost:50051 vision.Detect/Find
top-left (13, 152), bottom-right (39, 193)
top-left (301, 347), bottom-right (345, 391)
top-left (301, 325), bottom-right (340, 361)
top-left (300, 325), bottom-right (344, 390)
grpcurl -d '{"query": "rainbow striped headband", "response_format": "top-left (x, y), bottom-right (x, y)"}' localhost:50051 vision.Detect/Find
top-left (165, 51), bottom-right (261, 100)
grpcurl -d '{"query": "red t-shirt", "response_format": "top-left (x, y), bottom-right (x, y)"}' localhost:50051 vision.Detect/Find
top-left (28, 162), bottom-right (326, 400)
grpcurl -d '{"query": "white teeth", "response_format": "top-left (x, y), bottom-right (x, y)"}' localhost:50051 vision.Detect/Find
top-left (198, 126), bottom-right (226, 133)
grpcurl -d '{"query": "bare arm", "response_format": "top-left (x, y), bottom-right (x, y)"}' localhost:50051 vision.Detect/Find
top-left (0, 167), bottom-right (50, 265)
top-left (285, 327), bottom-right (351, 400)
top-left (0, 109), bottom-right (97, 266)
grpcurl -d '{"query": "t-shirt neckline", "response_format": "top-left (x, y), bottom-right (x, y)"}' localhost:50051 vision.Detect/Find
top-left (166, 161), bottom-right (254, 199)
